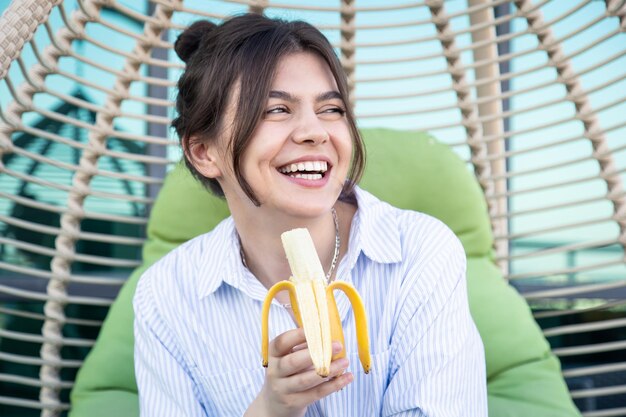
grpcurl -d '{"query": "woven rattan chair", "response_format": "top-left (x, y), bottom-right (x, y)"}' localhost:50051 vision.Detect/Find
top-left (0, 1), bottom-right (625, 416)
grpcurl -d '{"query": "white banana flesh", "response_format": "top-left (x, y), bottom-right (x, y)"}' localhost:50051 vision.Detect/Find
top-left (282, 228), bottom-right (332, 377)
top-left (261, 227), bottom-right (371, 377)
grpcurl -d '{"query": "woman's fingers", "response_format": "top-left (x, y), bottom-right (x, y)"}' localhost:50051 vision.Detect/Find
top-left (275, 347), bottom-right (314, 377)
top-left (283, 356), bottom-right (350, 393)
top-left (268, 328), bottom-right (313, 378)
top-left (310, 371), bottom-right (354, 398)
top-left (274, 340), bottom-right (344, 378)
top-left (261, 331), bottom-right (355, 414)
top-left (270, 327), bottom-right (306, 358)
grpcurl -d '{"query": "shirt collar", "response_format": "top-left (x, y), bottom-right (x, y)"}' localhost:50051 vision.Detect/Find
top-left (343, 186), bottom-right (403, 269)
top-left (196, 217), bottom-right (265, 300)
top-left (331, 186), bottom-right (403, 325)
top-left (195, 186), bottom-right (402, 299)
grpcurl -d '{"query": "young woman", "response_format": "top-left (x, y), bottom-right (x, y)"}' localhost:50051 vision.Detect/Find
top-left (133, 13), bottom-right (487, 417)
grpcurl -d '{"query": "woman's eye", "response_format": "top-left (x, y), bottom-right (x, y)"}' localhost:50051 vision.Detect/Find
top-left (322, 107), bottom-right (346, 116)
top-left (267, 106), bottom-right (287, 114)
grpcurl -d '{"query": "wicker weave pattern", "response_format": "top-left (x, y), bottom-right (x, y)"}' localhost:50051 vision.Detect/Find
top-left (0, 0), bottom-right (63, 81)
top-left (0, 1), bottom-right (625, 415)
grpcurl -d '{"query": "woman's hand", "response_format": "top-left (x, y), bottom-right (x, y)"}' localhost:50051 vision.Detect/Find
top-left (245, 327), bottom-right (353, 417)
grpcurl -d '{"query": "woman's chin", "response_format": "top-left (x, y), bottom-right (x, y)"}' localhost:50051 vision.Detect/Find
top-left (264, 198), bottom-right (337, 221)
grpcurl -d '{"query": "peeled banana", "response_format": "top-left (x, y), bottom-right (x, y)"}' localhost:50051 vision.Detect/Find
top-left (261, 228), bottom-right (371, 377)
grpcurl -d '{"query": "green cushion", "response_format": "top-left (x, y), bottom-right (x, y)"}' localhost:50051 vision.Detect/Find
top-left (487, 354), bottom-right (580, 417)
top-left (146, 166), bottom-right (230, 248)
top-left (359, 129), bottom-right (492, 258)
top-left (467, 257), bottom-right (577, 415)
top-left (70, 129), bottom-right (579, 417)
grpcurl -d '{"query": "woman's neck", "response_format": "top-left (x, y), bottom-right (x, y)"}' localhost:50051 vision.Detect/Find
top-left (231, 201), bottom-right (355, 291)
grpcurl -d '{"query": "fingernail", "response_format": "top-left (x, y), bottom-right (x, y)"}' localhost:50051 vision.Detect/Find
top-left (339, 372), bottom-right (353, 391)
top-left (332, 341), bottom-right (343, 353)
top-left (335, 357), bottom-right (349, 369)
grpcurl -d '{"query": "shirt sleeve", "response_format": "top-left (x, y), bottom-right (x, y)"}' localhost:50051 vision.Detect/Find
top-left (134, 272), bottom-right (209, 417)
top-left (382, 224), bottom-right (488, 417)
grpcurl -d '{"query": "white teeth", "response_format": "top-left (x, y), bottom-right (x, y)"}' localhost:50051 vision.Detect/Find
top-left (278, 161), bottom-right (328, 174)
top-left (293, 173), bottom-right (323, 180)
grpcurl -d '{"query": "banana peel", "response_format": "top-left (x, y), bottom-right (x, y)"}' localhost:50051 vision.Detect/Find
top-left (261, 228), bottom-right (371, 377)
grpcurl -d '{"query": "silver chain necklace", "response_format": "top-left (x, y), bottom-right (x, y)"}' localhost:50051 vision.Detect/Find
top-left (239, 207), bottom-right (341, 308)
top-left (325, 207), bottom-right (341, 283)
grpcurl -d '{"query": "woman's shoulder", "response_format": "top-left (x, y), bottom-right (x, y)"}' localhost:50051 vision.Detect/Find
top-left (355, 187), bottom-right (464, 262)
top-left (135, 217), bottom-right (236, 303)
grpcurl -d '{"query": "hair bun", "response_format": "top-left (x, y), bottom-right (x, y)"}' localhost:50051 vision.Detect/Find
top-left (174, 20), bottom-right (217, 63)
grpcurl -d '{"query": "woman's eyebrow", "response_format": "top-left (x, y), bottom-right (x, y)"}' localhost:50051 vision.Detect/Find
top-left (269, 90), bottom-right (295, 101)
top-left (316, 91), bottom-right (343, 102)
top-left (268, 90), bottom-right (343, 103)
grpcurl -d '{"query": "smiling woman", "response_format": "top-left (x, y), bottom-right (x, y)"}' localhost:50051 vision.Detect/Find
top-left (130, 13), bottom-right (488, 417)
top-left (171, 18), bottom-right (365, 208)
top-left (2, 1), bottom-right (625, 416)
top-left (189, 52), bottom-right (353, 218)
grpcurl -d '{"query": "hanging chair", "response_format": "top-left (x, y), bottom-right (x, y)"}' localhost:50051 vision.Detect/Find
top-left (0, 0), bottom-right (625, 416)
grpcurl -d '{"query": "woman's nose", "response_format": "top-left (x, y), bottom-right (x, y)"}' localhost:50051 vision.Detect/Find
top-left (291, 112), bottom-right (329, 145)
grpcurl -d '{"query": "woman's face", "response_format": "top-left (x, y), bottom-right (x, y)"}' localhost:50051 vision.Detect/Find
top-left (219, 51), bottom-right (353, 219)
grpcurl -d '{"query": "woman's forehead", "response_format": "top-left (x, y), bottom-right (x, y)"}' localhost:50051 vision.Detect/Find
top-left (269, 52), bottom-right (340, 95)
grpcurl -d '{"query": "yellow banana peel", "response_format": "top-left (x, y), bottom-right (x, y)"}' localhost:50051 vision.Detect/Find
top-left (261, 228), bottom-right (371, 377)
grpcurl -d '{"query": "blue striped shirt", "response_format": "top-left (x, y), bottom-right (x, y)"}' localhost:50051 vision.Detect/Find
top-left (134, 187), bottom-right (487, 416)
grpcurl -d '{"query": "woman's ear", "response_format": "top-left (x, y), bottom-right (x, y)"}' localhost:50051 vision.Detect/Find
top-left (184, 136), bottom-right (223, 179)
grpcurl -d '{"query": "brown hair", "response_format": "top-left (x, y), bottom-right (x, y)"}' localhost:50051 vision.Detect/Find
top-left (172, 13), bottom-right (365, 205)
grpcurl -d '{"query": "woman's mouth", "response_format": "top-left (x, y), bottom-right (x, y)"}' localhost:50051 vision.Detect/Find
top-left (277, 160), bottom-right (329, 180)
